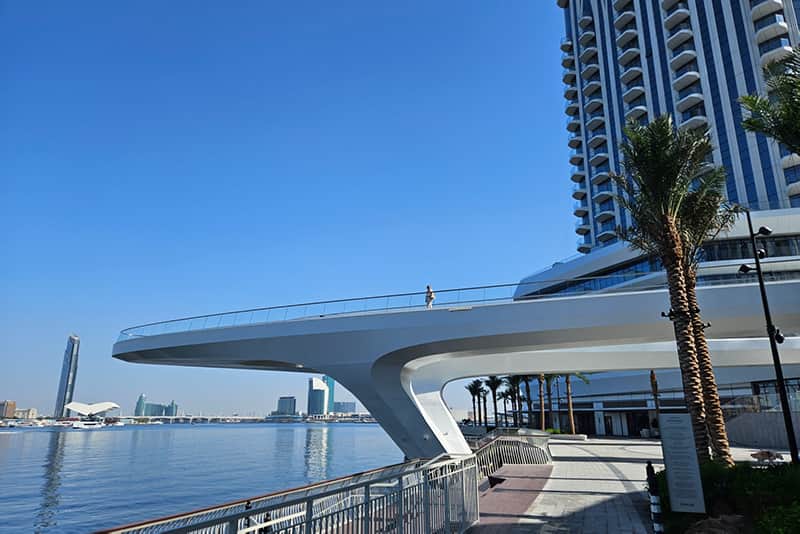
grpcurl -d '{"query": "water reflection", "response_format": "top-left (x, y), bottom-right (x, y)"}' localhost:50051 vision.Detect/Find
top-left (34, 431), bottom-right (67, 533)
top-left (304, 426), bottom-right (330, 481)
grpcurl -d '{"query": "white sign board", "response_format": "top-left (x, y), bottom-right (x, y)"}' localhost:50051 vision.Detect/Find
top-left (658, 412), bottom-right (706, 513)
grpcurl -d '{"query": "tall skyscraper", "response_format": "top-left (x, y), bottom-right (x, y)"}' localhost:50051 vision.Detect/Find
top-left (559, 0), bottom-right (800, 254)
top-left (322, 375), bottom-right (335, 413)
top-left (276, 396), bottom-right (297, 415)
top-left (307, 377), bottom-right (329, 416)
top-left (0, 401), bottom-right (16, 419)
top-left (54, 335), bottom-right (80, 418)
top-left (135, 394), bottom-right (147, 416)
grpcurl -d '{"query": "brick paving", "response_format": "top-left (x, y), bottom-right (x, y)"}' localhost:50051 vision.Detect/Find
top-left (469, 437), bottom-right (786, 533)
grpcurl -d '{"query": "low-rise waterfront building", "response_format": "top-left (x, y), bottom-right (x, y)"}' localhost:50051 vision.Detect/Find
top-left (14, 408), bottom-right (38, 419)
top-left (0, 400), bottom-right (17, 418)
top-left (134, 394), bottom-right (179, 417)
top-left (275, 396), bottom-right (297, 415)
top-left (333, 401), bottom-right (356, 414)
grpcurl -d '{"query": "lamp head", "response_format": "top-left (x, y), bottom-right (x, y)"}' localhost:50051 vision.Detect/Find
top-left (758, 248), bottom-right (767, 259)
top-left (738, 264), bottom-right (754, 274)
top-left (757, 226), bottom-right (773, 236)
top-left (775, 329), bottom-right (785, 344)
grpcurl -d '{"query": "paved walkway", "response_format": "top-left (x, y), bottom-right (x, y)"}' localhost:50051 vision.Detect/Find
top-left (471, 438), bottom-right (663, 533)
top-left (470, 437), bottom-right (790, 533)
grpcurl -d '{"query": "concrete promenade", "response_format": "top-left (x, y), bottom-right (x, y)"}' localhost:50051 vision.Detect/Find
top-left (471, 437), bottom-right (789, 533)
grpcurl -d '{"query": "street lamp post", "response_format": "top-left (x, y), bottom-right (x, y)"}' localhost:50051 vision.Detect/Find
top-left (738, 206), bottom-right (798, 463)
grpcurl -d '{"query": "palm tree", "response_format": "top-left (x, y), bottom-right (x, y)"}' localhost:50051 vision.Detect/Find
top-left (679, 174), bottom-right (737, 466)
top-left (564, 373), bottom-right (590, 435)
top-left (740, 49), bottom-right (800, 155)
top-left (505, 376), bottom-right (523, 427)
top-left (466, 379), bottom-right (482, 426)
top-left (545, 375), bottom-right (556, 430)
top-left (611, 114), bottom-right (712, 461)
top-left (522, 376), bottom-right (535, 429)
top-left (538, 374), bottom-right (546, 431)
top-left (484, 376), bottom-right (504, 430)
top-left (498, 389), bottom-right (510, 427)
top-left (480, 387), bottom-right (489, 430)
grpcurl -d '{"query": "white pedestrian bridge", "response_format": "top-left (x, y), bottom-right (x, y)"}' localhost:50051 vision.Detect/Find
top-left (113, 274), bottom-right (800, 459)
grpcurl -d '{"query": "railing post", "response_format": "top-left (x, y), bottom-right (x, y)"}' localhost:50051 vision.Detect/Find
top-left (423, 470), bottom-right (432, 534)
top-left (363, 485), bottom-right (371, 533)
top-left (461, 461), bottom-right (467, 529)
top-left (227, 517), bottom-right (239, 533)
top-left (306, 497), bottom-right (314, 531)
top-left (397, 476), bottom-right (404, 533)
top-left (443, 468), bottom-right (451, 531)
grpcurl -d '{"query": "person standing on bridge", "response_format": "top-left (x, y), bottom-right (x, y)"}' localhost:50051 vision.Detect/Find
top-left (425, 285), bottom-right (436, 309)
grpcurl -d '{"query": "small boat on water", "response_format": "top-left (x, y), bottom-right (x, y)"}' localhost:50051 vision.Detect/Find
top-left (72, 421), bottom-right (105, 430)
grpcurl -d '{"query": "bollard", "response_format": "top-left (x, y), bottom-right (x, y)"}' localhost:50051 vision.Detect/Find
top-left (646, 461), bottom-right (664, 533)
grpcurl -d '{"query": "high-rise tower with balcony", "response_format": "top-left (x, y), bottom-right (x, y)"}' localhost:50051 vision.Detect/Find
top-left (559, 0), bottom-right (800, 253)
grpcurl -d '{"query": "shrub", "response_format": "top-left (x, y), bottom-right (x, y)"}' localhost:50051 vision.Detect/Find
top-left (654, 462), bottom-right (800, 533)
top-left (756, 501), bottom-right (800, 534)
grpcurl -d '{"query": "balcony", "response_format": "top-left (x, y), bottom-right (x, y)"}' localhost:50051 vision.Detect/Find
top-left (625, 99), bottom-right (648, 121)
top-left (591, 167), bottom-right (612, 185)
top-left (759, 36), bottom-right (793, 67)
top-left (616, 26), bottom-right (638, 48)
top-left (662, 0), bottom-right (681, 9)
top-left (667, 21), bottom-right (693, 49)
top-left (566, 115), bottom-right (581, 132)
top-left (621, 61), bottom-right (643, 84)
top-left (614, 10), bottom-right (635, 29)
top-left (565, 98), bottom-right (580, 115)
top-left (557, 0), bottom-right (569, 7)
top-left (574, 219), bottom-right (592, 235)
top-left (574, 199), bottom-right (589, 217)
top-left (588, 128), bottom-right (607, 148)
top-left (582, 75), bottom-right (602, 96)
top-left (564, 84), bottom-right (578, 99)
top-left (570, 148), bottom-right (585, 165)
top-left (577, 239), bottom-right (593, 253)
top-left (581, 60), bottom-right (600, 79)
top-left (572, 181), bottom-right (588, 199)
top-left (754, 13), bottom-right (788, 43)
top-left (782, 152), bottom-right (800, 169)
top-left (670, 42), bottom-right (697, 70)
top-left (622, 78), bottom-right (645, 102)
top-left (664, 2), bottom-right (690, 29)
top-left (571, 166), bottom-right (586, 182)
top-left (589, 145), bottom-right (609, 166)
top-left (568, 132), bottom-right (583, 148)
top-left (614, 0), bottom-right (633, 10)
top-left (676, 83), bottom-right (704, 112)
top-left (579, 13), bottom-right (594, 28)
top-left (595, 207), bottom-right (616, 223)
top-left (580, 45), bottom-right (598, 63)
top-left (618, 42), bottom-right (641, 65)
top-left (584, 95), bottom-right (604, 113)
top-left (562, 53), bottom-right (575, 68)
top-left (560, 37), bottom-right (574, 53)
top-left (597, 220), bottom-right (618, 241)
top-left (680, 104), bottom-right (708, 130)
top-left (586, 109), bottom-right (606, 130)
top-left (750, 0), bottom-right (784, 21)
top-left (563, 67), bottom-right (577, 84)
top-left (672, 62), bottom-right (700, 90)
top-left (592, 181), bottom-right (615, 202)
top-left (579, 29), bottom-right (596, 46)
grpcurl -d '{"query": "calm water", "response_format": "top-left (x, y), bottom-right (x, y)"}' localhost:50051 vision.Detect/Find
top-left (0, 423), bottom-right (402, 533)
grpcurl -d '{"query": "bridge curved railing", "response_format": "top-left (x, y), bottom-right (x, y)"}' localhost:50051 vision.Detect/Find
top-left (116, 266), bottom-right (800, 341)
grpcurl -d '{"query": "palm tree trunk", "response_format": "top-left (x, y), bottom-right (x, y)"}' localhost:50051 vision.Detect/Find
top-left (491, 391), bottom-right (499, 431)
top-left (686, 269), bottom-right (734, 466)
top-left (566, 375), bottom-right (576, 434)
top-left (471, 396), bottom-right (477, 427)
top-left (503, 398), bottom-right (508, 427)
top-left (476, 395), bottom-right (482, 427)
top-left (523, 378), bottom-right (534, 429)
top-left (663, 222), bottom-right (710, 462)
top-left (516, 383), bottom-right (523, 427)
top-left (482, 397), bottom-right (488, 430)
top-left (538, 374), bottom-right (545, 431)
top-left (546, 382), bottom-right (553, 430)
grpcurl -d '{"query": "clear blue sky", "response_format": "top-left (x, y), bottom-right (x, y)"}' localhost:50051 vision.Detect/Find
top-left (1, 1), bottom-right (576, 415)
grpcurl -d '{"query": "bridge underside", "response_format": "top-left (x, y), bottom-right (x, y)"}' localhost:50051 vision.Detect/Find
top-left (114, 281), bottom-right (800, 458)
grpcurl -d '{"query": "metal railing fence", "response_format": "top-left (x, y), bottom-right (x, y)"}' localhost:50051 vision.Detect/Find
top-left (467, 428), bottom-right (553, 479)
top-left (116, 264), bottom-right (800, 341)
top-left (97, 455), bottom-right (479, 534)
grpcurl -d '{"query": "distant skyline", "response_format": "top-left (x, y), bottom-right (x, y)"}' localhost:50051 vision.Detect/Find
top-left (1, 2), bottom-right (576, 415)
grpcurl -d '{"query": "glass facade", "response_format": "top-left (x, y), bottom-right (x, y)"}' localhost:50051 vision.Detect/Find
top-left (560, 0), bottom-right (799, 253)
top-left (54, 335), bottom-right (80, 418)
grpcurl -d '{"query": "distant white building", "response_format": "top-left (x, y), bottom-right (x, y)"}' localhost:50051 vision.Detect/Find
top-left (14, 408), bottom-right (37, 419)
